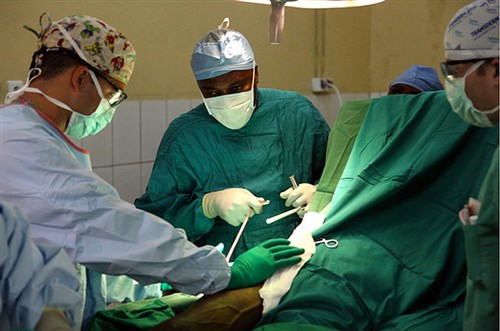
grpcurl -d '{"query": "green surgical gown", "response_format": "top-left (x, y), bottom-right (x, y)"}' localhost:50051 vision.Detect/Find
top-left (463, 147), bottom-right (499, 331)
top-left (135, 88), bottom-right (330, 257)
top-left (257, 91), bottom-right (499, 330)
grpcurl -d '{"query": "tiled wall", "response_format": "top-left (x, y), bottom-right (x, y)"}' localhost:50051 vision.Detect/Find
top-left (72, 92), bottom-right (385, 204)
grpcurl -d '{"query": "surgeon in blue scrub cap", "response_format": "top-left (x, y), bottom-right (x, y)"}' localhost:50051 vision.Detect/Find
top-left (388, 64), bottom-right (444, 95)
top-left (136, 18), bottom-right (330, 259)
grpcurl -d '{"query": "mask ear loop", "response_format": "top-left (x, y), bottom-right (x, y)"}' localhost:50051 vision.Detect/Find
top-left (4, 68), bottom-right (42, 104)
top-left (249, 60), bottom-right (256, 109)
top-left (55, 22), bottom-right (106, 105)
top-left (462, 60), bottom-right (499, 115)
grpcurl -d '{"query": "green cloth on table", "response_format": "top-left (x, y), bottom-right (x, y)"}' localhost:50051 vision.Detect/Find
top-left (88, 293), bottom-right (201, 331)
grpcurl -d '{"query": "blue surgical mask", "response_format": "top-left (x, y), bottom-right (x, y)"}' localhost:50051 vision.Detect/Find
top-left (203, 66), bottom-right (256, 130)
top-left (445, 60), bottom-right (499, 128)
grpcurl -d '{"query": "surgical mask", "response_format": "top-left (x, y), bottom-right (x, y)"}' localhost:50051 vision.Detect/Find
top-left (64, 71), bottom-right (116, 139)
top-left (4, 67), bottom-right (116, 139)
top-left (445, 60), bottom-right (498, 128)
top-left (203, 67), bottom-right (256, 130)
top-left (4, 23), bottom-right (118, 139)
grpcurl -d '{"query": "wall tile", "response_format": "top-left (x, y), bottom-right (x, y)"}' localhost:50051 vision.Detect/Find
top-left (82, 125), bottom-right (113, 167)
top-left (166, 99), bottom-right (191, 126)
top-left (140, 100), bottom-right (167, 162)
top-left (140, 162), bottom-right (154, 194)
top-left (113, 164), bottom-right (141, 204)
top-left (190, 98), bottom-right (202, 108)
top-left (113, 101), bottom-right (141, 165)
top-left (307, 93), bottom-right (340, 127)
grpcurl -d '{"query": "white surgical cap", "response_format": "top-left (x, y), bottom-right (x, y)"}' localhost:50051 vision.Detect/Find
top-left (445, 0), bottom-right (499, 61)
top-left (191, 18), bottom-right (255, 81)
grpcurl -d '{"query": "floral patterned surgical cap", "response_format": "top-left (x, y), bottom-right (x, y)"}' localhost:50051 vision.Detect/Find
top-left (30, 13), bottom-right (135, 85)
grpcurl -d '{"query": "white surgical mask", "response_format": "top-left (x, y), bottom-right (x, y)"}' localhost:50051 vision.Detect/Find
top-left (445, 60), bottom-right (498, 128)
top-left (203, 66), bottom-right (256, 130)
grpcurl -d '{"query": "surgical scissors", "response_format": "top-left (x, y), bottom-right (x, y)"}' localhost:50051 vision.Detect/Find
top-left (314, 238), bottom-right (339, 248)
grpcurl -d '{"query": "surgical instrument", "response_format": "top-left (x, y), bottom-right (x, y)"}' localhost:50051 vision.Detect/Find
top-left (266, 206), bottom-right (302, 224)
top-left (314, 238), bottom-right (339, 248)
top-left (266, 175), bottom-right (302, 224)
top-left (226, 199), bottom-right (270, 263)
top-left (289, 175), bottom-right (298, 189)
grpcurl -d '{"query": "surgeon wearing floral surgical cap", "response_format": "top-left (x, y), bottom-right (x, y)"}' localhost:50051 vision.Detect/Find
top-left (1, 13), bottom-right (306, 328)
top-left (388, 64), bottom-right (444, 95)
top-left (136, 18), bottom-right (331, 259)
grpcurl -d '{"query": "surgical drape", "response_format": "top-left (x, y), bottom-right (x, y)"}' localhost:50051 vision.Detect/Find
top-left (257, 91), bottom-right (499, 330)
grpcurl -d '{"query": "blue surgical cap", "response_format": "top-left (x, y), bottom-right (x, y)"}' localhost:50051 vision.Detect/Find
top-left (191, 20), bottom-right (255, 81)
top-left (388, 65), bottom-right (444, 92)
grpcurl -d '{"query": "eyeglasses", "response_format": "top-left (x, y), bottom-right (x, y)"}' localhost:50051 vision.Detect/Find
top-left (440, 59), bottom-right (485, 84)
top-left (34, 47), bottom-right (127, 107)
top-left (91, 69), bottom-right (128, 107)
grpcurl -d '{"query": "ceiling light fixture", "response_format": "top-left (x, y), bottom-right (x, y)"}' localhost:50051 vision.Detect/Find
top-left (237, 0), bottom-right (385, 44)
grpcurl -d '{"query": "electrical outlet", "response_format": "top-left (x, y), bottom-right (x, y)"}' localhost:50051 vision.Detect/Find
top-left (312, 77), bottom-right (334, 93)
top-left (7, 80), bottom-right (24, 92)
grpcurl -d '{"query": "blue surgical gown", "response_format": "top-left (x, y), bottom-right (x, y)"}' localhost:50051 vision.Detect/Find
top-left (135, 88), bottom-right (330, 258)
top-left (0, 201), bottom-right (83, 330)
top-left (0, 103), bottom-right (231, 324)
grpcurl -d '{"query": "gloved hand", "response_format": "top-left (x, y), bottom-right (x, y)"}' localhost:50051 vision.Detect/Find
top-left (226, 238), bottom-right (305, 290)
top-left (280, 183), bottom-right (317, 217)
top-left (202, 188), bottom-right (265, 226)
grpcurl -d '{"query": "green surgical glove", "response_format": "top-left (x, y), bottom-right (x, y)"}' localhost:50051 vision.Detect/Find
top-left (226, 238), bottom-right (305, 290)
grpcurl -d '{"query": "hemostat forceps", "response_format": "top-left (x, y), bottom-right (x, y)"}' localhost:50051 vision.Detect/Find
top-left (314, 238), bottom-right (339, 248)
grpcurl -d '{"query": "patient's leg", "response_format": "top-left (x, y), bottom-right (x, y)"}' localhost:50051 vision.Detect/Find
top-left (151, 285), bottom-right (263, 331)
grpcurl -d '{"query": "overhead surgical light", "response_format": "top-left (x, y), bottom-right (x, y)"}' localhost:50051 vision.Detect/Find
top-left (237, 0), bottom-right (385, 44)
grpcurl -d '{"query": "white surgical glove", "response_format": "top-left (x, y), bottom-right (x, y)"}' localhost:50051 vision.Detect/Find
top-left (202, 188), bottom-right (265, 226)
top-left (280, 183), bottom-right (317, 217)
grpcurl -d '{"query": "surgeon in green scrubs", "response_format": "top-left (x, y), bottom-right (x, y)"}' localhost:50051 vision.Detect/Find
top-left (135, 18), bottom-right (330, 258)
top-left (441, 1), bottom-right (499, 330)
